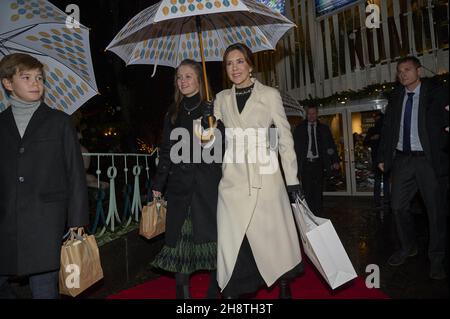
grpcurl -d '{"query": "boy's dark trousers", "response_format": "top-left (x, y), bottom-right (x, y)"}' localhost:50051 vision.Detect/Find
top-left (0, 270), bottom-right (59, 299)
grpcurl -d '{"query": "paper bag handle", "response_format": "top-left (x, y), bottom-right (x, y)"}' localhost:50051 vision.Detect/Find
top-left (295, 195), bottom-right (319, 226)
top-left (154, 198), bottom-right (165, 224)
top-left (63, 227), bottom-right (85, 245)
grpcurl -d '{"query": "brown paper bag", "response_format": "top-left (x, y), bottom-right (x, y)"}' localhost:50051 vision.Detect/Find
top-left (59, 228), bottom-right (104, 297)
top-left (139, 197), bottom-right (166, 239)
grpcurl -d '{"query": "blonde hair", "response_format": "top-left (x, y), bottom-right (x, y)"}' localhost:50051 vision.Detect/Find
top-left (168, 59), bottom-right (213, 125)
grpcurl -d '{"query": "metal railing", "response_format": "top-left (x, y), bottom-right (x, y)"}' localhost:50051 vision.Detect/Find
top-left (81, 151), bottom-right (158, 237)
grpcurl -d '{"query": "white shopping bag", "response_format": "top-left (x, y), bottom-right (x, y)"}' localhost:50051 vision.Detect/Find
top-left (291, 196), bottom-right (357, 289)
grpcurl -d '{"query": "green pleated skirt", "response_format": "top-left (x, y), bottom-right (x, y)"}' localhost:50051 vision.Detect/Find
top-left (151, 213), bottom-right (217, 274)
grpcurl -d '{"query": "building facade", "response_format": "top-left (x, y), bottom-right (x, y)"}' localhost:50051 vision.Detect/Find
top-left (255, 0), bottom-right (449, 100)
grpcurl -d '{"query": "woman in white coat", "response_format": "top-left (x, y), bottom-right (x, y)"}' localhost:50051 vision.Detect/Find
top-left (213, 43), bottom-right (304, 298)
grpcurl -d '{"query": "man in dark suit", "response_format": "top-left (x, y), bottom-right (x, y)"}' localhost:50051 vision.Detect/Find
top-left (0, 53), bottom-right (89, 298)
top-left (378, 56), bottom-right (448, 280)
top-left (293, 106), bottom-right (340, 215)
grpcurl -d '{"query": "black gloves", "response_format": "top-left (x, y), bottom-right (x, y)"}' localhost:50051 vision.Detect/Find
top-left (201, 100), bottom-right (216, 129)
top-left (287, 183), bottom-right (305, 203)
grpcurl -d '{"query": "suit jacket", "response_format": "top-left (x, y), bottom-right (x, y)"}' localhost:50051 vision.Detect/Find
top-left (293, 120), bottom-right (339, 176)
top-left (378, 79), bottom-right (448, 177)
top-left (0, 103), bottom-right (89, 275)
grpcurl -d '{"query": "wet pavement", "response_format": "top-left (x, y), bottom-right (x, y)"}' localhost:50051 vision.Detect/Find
top-left (322, 196), bottom-right (449, 299)
top-left (2, 196), bottom-right (448, 299)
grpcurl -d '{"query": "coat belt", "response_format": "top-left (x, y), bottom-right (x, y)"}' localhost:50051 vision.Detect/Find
top-left (225, 133), bottom-right (270, 196)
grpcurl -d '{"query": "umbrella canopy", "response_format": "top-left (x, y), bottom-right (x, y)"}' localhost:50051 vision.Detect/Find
top-left (106, 0), bottom-right (295, 68)
top-left (280, 90), bottom-right (304, 118)
top-left (0, 0), bottom-right (98, 114)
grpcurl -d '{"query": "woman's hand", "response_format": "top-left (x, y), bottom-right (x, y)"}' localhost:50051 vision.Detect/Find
top-left (202, 100), bottom-right (215, 128)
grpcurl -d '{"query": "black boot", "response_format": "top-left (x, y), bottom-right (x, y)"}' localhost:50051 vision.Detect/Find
top-left (175, 273), bottom-right (191, 299)
top-left (278, 279), bottom-right (292, 299)
top-left (206, 270), bottom-right (219, 299)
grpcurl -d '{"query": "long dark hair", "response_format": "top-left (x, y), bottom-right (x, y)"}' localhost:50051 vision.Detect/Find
top-left (168, 59), bottom-right (213, 125)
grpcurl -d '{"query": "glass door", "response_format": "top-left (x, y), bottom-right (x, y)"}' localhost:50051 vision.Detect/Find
top-left (347, 109), bottom-right (384, 195)
top-left (318, 110), bottom-right (351, 196)
top-left (317, 102), bottom-right (386, 196)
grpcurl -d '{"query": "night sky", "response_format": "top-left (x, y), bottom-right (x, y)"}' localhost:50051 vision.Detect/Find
top-left (50, 0), bottom-right (224, 152)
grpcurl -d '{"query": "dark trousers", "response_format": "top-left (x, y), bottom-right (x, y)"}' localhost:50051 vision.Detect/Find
top-left (391, 153), bottom-right (447, 263)
top-left (0, 270), bottom-right (59, 299)
top-left (301, 160), bottom-right (324, 215)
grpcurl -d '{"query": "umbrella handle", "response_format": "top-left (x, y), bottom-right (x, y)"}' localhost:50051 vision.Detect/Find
top-left (196, 16), bottom-right (210, 103)
top-left (196, 16), bottom-right (215, 142)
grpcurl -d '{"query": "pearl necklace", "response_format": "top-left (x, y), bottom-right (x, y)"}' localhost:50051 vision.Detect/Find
top-left (235, 85), bottom-right (254, 96)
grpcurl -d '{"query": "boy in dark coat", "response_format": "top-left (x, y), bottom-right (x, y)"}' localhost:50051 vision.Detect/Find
top-left (0, 53), bottom-right (89, 298)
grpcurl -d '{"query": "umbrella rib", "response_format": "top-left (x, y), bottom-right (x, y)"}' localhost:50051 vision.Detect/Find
top-left (0, 22), bottom-right (88, 39)
top-left (33, 21), bottom-right (87, 28)
top-left (202, 15), bottom-right (228, 59)
top-left (206, 11), bottom-right (273, 51)
top-left (0, 46), bottom-right (8, 56)
top-left (175, 17), bottom-right (190, 66)
top-left (0, 25), bottom-right (37, 41)
top-left (235, 11), bottom-right (273, 49)
top-left (245, 11), bottom-right (290, 50)
top-left (0, 43), bottom-right (47, 57)
top-left (1, 23), bottom-right (98, 91)
top-left (4, 38), bottom-right (99, 93)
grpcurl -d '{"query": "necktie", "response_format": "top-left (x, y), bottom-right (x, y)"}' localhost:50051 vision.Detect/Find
top-left (311, 124), bottom-right (317, 156)
top-left (403, 92), bottom-right (415, 152)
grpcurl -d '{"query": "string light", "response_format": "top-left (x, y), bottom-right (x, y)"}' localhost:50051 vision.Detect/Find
top-left (137, 138), bottom-right (154, 154)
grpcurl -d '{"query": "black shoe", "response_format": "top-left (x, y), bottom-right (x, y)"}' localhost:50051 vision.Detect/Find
top-left (278, 279), bottom-right (292, 299)
top-left (430, 261), bottom-right (447, 280)
top-left (387, 247), bottom-right (418, 266)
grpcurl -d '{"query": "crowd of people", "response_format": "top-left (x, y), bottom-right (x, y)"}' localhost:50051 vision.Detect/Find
top-left (0, 45), bottom-right (448, 299)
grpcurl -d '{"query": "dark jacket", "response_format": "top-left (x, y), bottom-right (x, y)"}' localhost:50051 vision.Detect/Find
top-left (364, 115), bottom-right (384, 168)
top-left (153, 102), bottom-right (224, 247)
top-left (293, 119), bottom-right (339, 176)
top-left (0, 103), bottom-right (89, 276)
top-left (378, 79), bottom-right (448, 177)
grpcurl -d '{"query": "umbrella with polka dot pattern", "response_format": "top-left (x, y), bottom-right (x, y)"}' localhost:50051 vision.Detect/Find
top-left (0, 0), bottom-right (98, 114)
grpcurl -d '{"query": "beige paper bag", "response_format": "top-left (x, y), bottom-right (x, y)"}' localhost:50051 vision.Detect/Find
top-left (139, 198), bottom-right (166, 239)
top-left (59, 229), bottom-right (103, 297)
